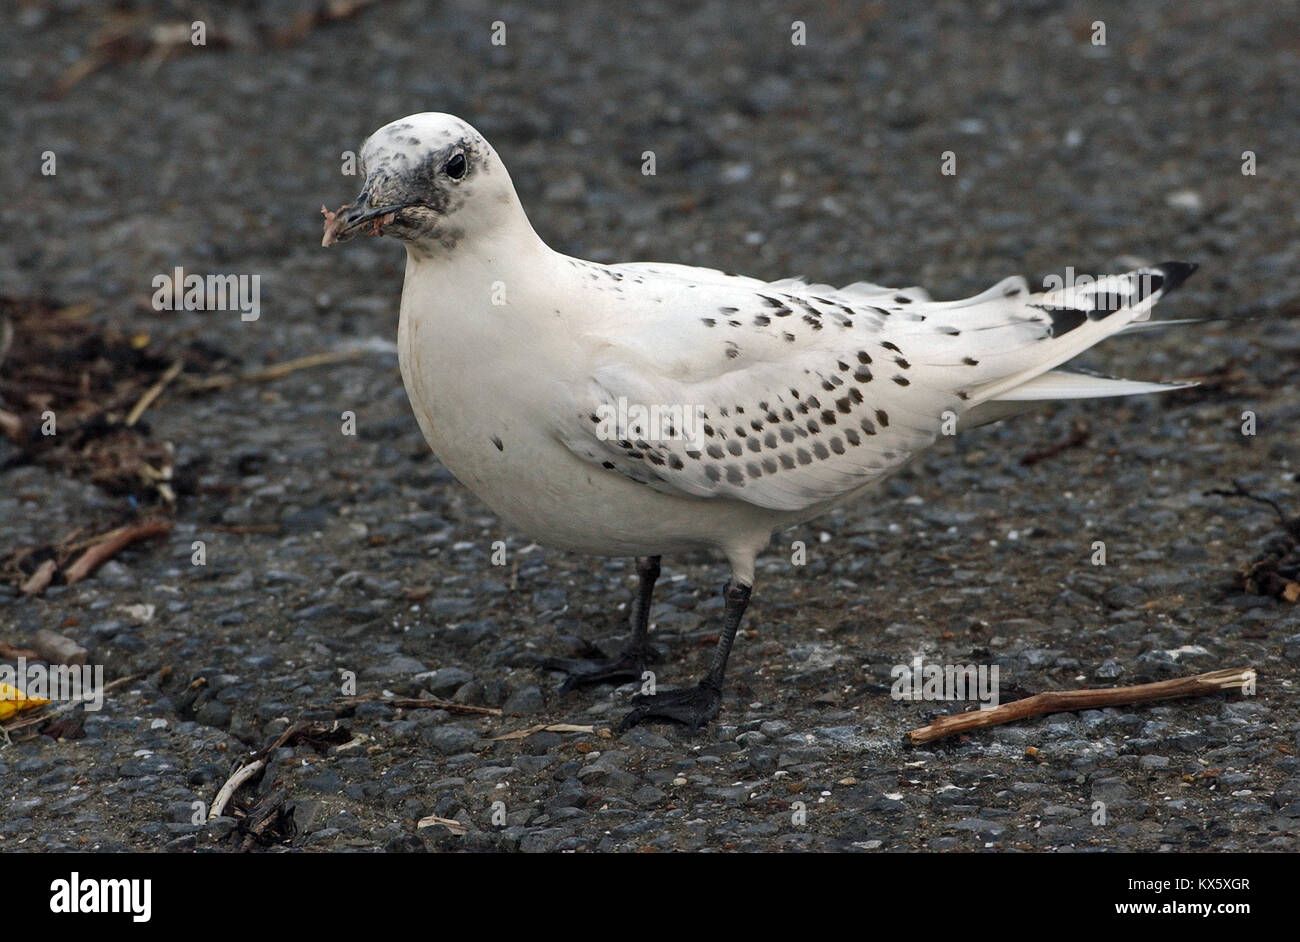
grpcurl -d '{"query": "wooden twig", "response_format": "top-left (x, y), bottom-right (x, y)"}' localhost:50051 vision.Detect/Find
top-left (181, 349), bottom-right (370, 394)
top-left (209, 761), bottom-right (265, 820)
top-left (908, 667), bottom-right (1256, 745)
top-left (19, 559), bottom-right (57, 595)
top-left (333, 693), bottom-right (501, 717)
top-left (207, 721), bottom-right (346, 821)
top-left (491, 723), bottom-right (595, 741)
top-left (417, 814), bottom-right (468, 835)
top-left (63, 520), bottom-right (171, 585)
top-left (125, 360), bottom-right (183, 426)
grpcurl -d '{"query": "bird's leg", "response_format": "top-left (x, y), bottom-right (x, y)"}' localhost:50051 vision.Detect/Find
top-left (543, 555), bottom-right (661, 692)
top-left (619, 578), bottom-right (752, 732)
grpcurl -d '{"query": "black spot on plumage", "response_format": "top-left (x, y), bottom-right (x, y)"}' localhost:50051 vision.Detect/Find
top-left (647, 453), bottom-right (665, 466)
top-left (860, 418), bottom-right (876, 434)
top-left (957, 390), bottom-right (970, 400)
top-left (829, 375), bottom-right (844, 387)
top-left (726, 466), bottom-right (744, 485)
top-left (668, 454), bottom-right (684, 470)
top-left (1087, 292), bottom-right (1125, 320)
top-left (754, 314), bottom-right (770, 326)
top-left (773, 306), bottom-right (793, 318)
top-left (894, 357), bottom-right (910, 369)
top-left (685, 448), bottom-right (701, 459)
top-left (854, 368), bottom-right (872, 383)
top-left (761, 457), bottom-right (777, 474)
top-left (719, 406), bottom-right (730, 417)
top-left (705, 465), bottom-right (721, 482)
top-left (803, 314), bottom-right (823, 330)
top-left (807, 395), bottom-right (821, 409)
top-left (837, 361), bottom-right (850, 371)
top-left (780, 428), bottom-right (795, 443)
top-left (746, 461), bottom-right (761, 478)
top-left (844, 428), bottom-right (861, 446)
top-left (848, 388), bottom-right (863, 404)
top-left (857, 350), bottom-right (872, 364)
top-left (728, 319), bottom-right (741, 327)
top-left (962, 356), bottom-right (979, 366)
top-left (719, 306), bottom-right (739, 314)
top-left (783, 332), bottom-right (796, 342)
top-left (725, 343), bottom-right (740, 359)
top-left (821, 379), bottom-right (835, 391)
top-left (701, 317), bottom-right (716, 327)
top-left (796, 402), bottom-right (809, 415)
top-left (490, 436), bottom-right (504, 451)
top-left (830, 437), bottom-right (845, 455)
top-left (813, 441), bottom-right (830, 460)
top-left (1043, 305), bottom-right (1088, 335)
top-left (881, 341), bottom-right (900, 353)
top-left (835, 396), bottom-right (852, 414)
top-left (734, 425), bottom-right (746, 436)
top-left (893, 376), bottom-right (910, 386)
top-left (727, 440), bottom-right (743, 456)
top-left (796, 448), bottom-right (812, 465)
top-left (1133, 273), bottom-right (1164, 302)
top-left (751, 419), bottom-right (763, 431)
top-left (807, 420), bottom-right (821, 433)
top-left (707, 444), bottom-right (724, 459)
top-left (703, 424), bottom-right (714, 437)
top-left (766, 411), bottom-right (779, 423)
top-left (602, 460), bottom-right (616, 469)
top-left (876, 409), bottom-right (889, 426)
top-left (821, 410), bottom-right (837, 425)
top-left (760, 295), bottom-right (783, 308)
top-left (782, 408), bottom-right (794, 421)
top-left (894, 295), bottom-right (911, 304)
top-left (747, 438), bottom-right (761, 453)
top-left (779, 453), bottom-right (796, 470)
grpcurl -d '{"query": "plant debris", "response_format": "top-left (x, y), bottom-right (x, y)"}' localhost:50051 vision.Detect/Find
top-left (1206, 481), bottom-right (1300, 603)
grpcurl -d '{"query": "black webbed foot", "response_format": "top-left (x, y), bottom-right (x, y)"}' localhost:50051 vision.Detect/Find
top-left (542, 643), bottom-right (658, 693)
top-left (618, 681), bottom-right (722, 732)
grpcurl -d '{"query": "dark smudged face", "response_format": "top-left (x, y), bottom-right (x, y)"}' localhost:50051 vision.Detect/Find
top-left (322, 115), bottom-right (492, 251)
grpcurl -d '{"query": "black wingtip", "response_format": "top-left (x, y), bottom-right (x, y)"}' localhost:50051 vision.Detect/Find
top-left (1155, 261), bottom-right (1198, 295)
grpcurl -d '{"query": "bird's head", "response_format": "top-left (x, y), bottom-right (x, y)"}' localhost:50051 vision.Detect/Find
top-left (322, 113), bottom-right (518, 254)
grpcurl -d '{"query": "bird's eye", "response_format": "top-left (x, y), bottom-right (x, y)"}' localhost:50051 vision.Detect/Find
top-left (444, 152), bottom-right (467, 180)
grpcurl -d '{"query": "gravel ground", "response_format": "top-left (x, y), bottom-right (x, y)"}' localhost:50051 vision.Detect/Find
top-left (2, 0), bottom-right (1298, 853)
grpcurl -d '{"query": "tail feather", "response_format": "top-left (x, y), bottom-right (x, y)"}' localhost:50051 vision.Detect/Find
top-left (970, 261), bottom-right (1198, 404)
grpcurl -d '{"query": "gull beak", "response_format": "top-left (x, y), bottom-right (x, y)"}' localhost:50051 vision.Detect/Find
top-left (322, 190), bottom-right (412, 247)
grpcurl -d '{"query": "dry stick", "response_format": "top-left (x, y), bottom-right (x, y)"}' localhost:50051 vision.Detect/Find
top-left (125, 360), bottom-right (183, 427)
top-left (20, 559), bottom-right (57, 596)
top-left (208, 762), bottom-right (264, 821)
top-left (183, 349), bottom-right (370, 394)
top-left (908, 667), bottom-right (1255, 745)
top-left (207, 721), bottom-right (313, 821)
top-left (63, 520), bottom-right (172, 585)
top-left (333, 693), bottom-right (501, 717)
